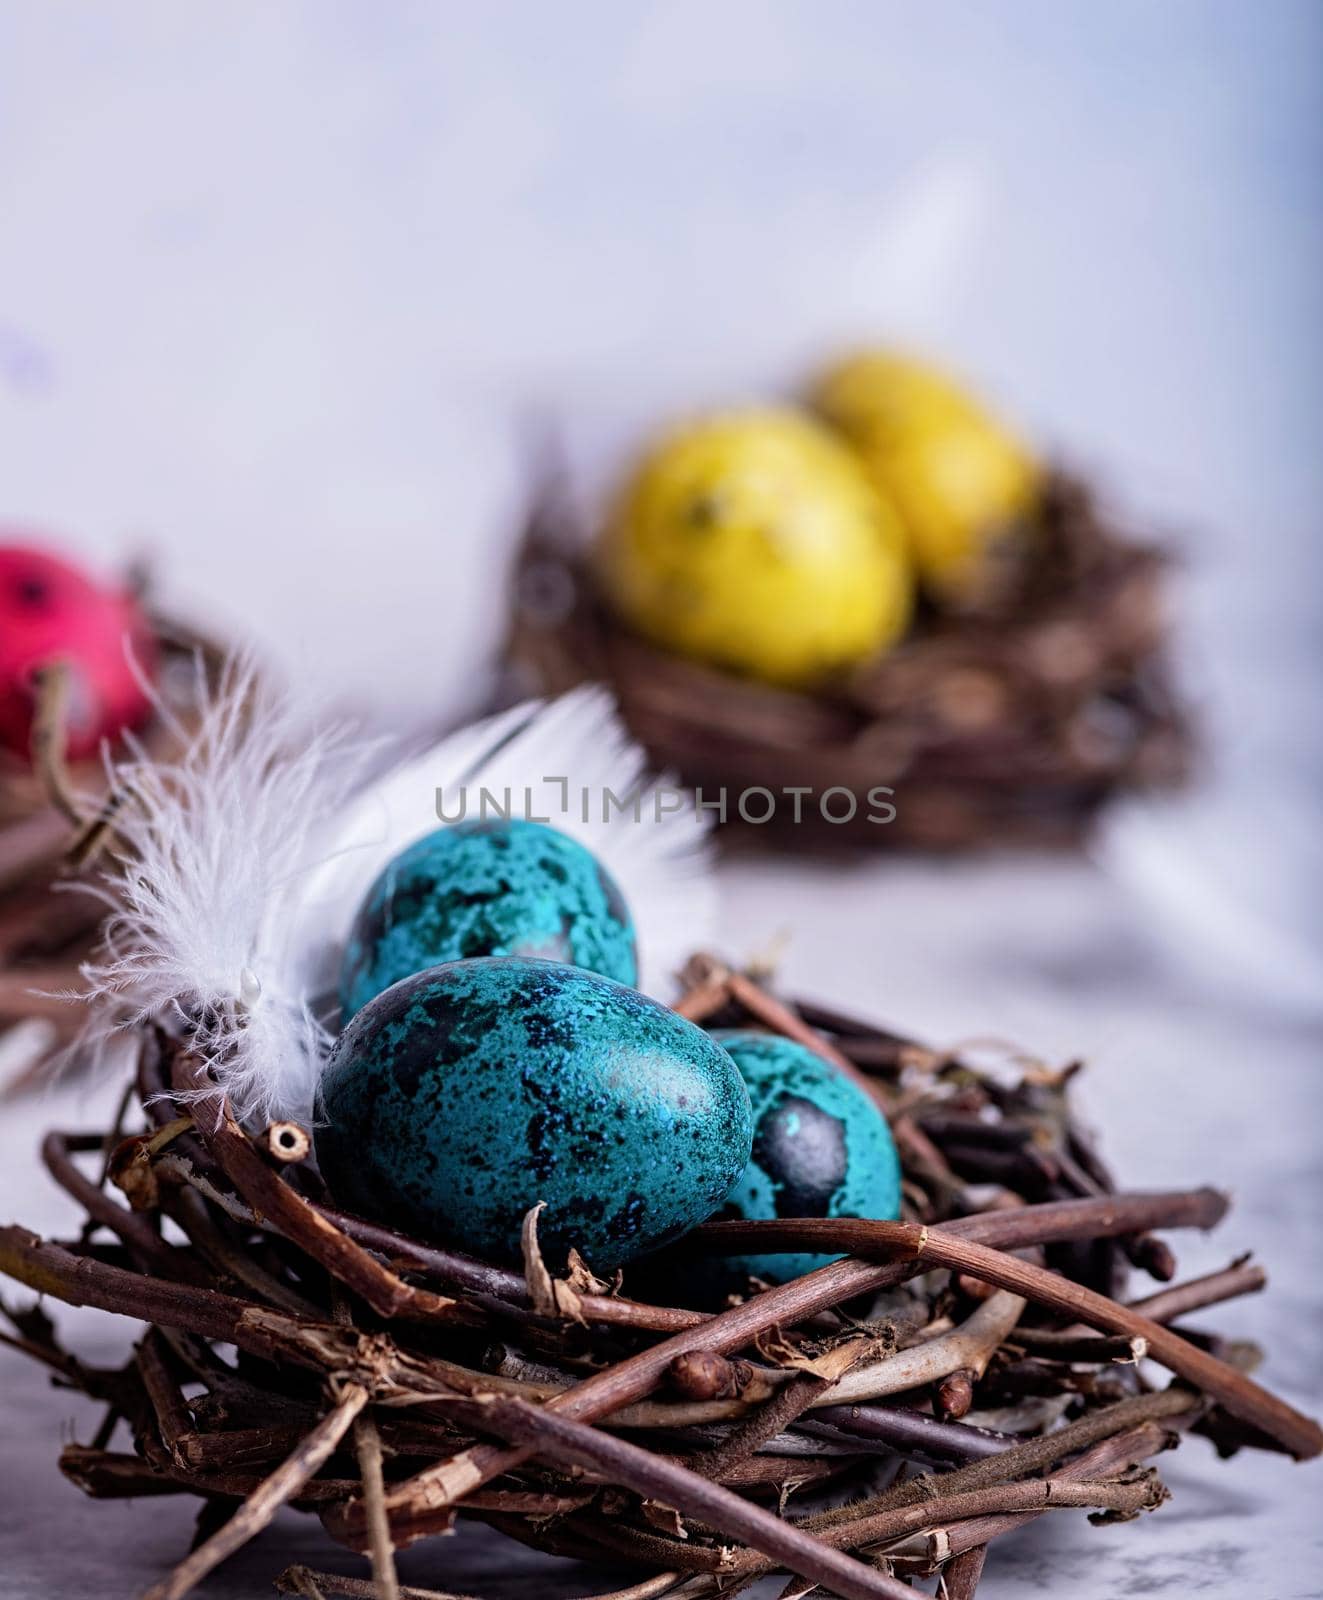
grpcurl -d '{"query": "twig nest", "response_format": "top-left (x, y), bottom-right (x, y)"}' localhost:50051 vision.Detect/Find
top-left (3, 967), bottom-right (1316, 1596)
top-left (810, 350), bottom-right (1040, 608)
top-left (504, 467), bottom-right (1191, 850)
top-left (708, 1031), bottom-right (901, 1286)
top-left (316, 957), bottom-right (754, 1272)
top-left (596, 408), bottom-right (912, 688)
top-left (339, 818), bottom-right (638, 1018)
top-left (0, 539), bottom-right (158, 761)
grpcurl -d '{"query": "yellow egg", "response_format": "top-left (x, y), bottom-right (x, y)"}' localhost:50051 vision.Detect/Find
top-left (811, 351), bottom-right (1040, 604)
top-left (597, 408), bottom-right (912, 689)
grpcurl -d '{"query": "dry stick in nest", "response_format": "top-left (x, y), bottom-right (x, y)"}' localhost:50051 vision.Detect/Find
top-left (684, 1367), bottom-right (835, 1485)
top-left (368, 1187), bottom-right (1231, 1524)
top-left (1129, 1258), bottom-right (1266, 1323)
top-left (1005, 1329), bottom-right (1145, 1364)
top-left (677, 1335), bottom-right (880, 1488)
top-left (823, 1289), bottom-right (1025, 1407)
top-left (484, 1303), bottom-right (1025, 1430)
top-left (804, 1388), bottom-right (1198, 1534)
top-left (352, 1415), bottom-right (401, 1600)
top-left (695, 1216), bottom-right (1323, 1460)
top-left (669, 1391), bottom-right (1205, 1596)
top-left (801, 1404), bottom-right (1014, 1464)
top-left (0, 1227), bottom-right (306, 1353)
top-left (889, 1416), bottom-right (1188, 1575)
top-left (941, 1545), bottom-right (988, 1600)
top-left (439, 1390), bottom-right (917, 1600)
top-left (793, 1471), bottom-right (1168, 1561)
top-left (324, 1204), bottom-right (707, 1333)
top-left (328, 1278), bottom-right (404, 1600)
top-left (28, 661), bottom-right (86, 830)
top-left (655, 1459), bottom-right (1168, 1592)
top-left (1009, 1259), bottom-right (1265, 1363)
top-left (26, 657), bottom-right (136, 871)
top-left (595, 1452), bottom-right (1167, 1600)
top-left (142, 1382), bottom-right (370, 1600)
top-left (136, 1329), bottom-right (197, 1470)
top-left (276, 1567), bottom-right (681, 1600)
top-left (41, 1129), bottom-right (201, 1284)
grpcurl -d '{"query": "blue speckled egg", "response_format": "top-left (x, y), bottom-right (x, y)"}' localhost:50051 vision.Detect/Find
top-left (711, 1030), bottom-right (901, 1285)
top-left (316, 957), bottom-right (753, 1272)
top-left (338, 819), bottom-right (637, 1019)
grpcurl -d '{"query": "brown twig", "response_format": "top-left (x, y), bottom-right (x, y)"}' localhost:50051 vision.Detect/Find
top-left (276, 1567), bottom-right (680, 1600)
top-left (689, 1370), bottom-right (834, 1485)
top-left (1129, 1259), bottom-right (1266, 1323)
top-left (377, 1186), bottom-right (1233, 1516)
top-left (264, 1121), bottom-right (314, 1165)
top-left (0, 1226), bottom-right (276, 1349)
top-left (142, 1382), bottom-right (369, 1600)
top-left (696, 1216), bottom-right (1321, 1458)
top-left (42, 1129), bottom-right (200, 1283)
top-left (28, 661), bottom-right (86, 828)
top-left (65, 781), bottom-right (137, 872)
top-left (322, 1204), bottom-right (706, 1333)
top-left (136, 1330), bottom-right (196, 1469)
top-left (802, 1404), bottom-right (1015, 1464)
top-left (1008, 1329), bottom-right (1146, 1362)
top-left (352, 1413), bottom-right (401, 1600)
top-left (443, 1389), bottom-right (915, 1600)
top-left (894, 1418), bottom-right (1183, 1572)
top-left (804, 1388), bottom-right (1197, 1537)
top-left (941, 1544), bottom-right (987, 1600)
top-left (730, 1470), bottom-right (1165, 1573)
top-left (826, 1290), bottom-right (1024, 1405)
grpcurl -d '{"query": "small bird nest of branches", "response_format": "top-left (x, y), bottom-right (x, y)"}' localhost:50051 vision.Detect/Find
top-left (0, 614), bottom-right (228, 1095)
top-left (503, 474), bottom-right (1192, 851)
top-left (1, 954), bottom-right (1315, 1600)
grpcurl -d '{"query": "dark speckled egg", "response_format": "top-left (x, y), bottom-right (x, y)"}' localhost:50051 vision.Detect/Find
top-left (316, 957), bottom-right (753, 1272)
top-left (339, 819), bottom-right (637, 1019)
top-left (711, 1030), bottom-right (901, 1285)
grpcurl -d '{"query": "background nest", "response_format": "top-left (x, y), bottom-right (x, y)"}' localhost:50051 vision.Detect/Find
top-left (0, 612), bottom-right (225, 1095)
top-left (503, 473), bottom-right (1193, 850)
top-left (2, 954), bottom-right (1315, 1600)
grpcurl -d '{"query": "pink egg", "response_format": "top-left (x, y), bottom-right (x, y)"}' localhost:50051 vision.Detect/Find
top-left (0, 537), bottom-right (158, 762)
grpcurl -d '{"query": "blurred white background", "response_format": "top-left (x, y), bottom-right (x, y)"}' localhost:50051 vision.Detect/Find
top-left (2, 2), bottom-right (1320, 731)
top-left (1, 4), bottom-right (1320, 1596)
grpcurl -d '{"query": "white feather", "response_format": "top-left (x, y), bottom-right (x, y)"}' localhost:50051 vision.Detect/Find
top-left (79, 656), bottom-right (370, 1126)
top-left (81, 667), bottom-right (716, 1127)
